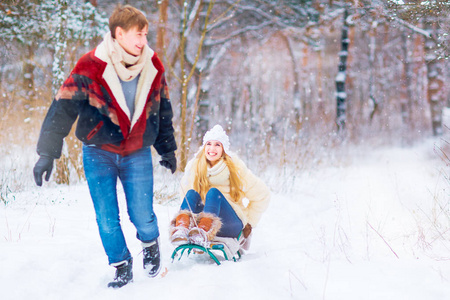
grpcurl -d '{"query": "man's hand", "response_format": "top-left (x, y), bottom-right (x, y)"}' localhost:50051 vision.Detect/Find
top-left (33, 156), bottom-right (54, 186)
top-left (159, 152), bottom-right (177, 174)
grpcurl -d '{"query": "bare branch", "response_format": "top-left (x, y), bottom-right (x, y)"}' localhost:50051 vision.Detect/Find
top-left (204, 20), bottom-right (274, 46)
top-left (367, 222), bottom-right (400, 259)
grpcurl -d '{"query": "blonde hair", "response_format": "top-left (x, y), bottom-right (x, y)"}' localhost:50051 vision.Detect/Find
top-left (109, 4), bottom-right (148, 39)
top-left (193, 147), bottom-right (244, 203)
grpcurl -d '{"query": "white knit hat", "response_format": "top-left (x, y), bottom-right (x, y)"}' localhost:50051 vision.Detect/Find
top-left (202, 124), bottom-right (230, 153)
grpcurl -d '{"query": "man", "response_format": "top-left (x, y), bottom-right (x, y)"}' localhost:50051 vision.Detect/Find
top-left (33, 4), bottom-right (177, 288)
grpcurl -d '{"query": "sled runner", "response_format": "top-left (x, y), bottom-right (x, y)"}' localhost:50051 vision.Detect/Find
top-left (171, 233), bottom-right (245, 265)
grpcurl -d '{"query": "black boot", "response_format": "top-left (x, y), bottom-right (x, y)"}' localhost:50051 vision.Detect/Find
top-left (143, 239), bottom-right (161, 277)
top-left (107, 258), bottom-right (133, 288)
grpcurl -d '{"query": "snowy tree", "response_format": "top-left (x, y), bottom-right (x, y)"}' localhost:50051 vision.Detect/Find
top-left (159, 0), bottom-right (346, 169)
top-left (0, 1), bottom-right (55, 99)
top-left (318, 0), bottom-right (448, 139)
top-left (2, 0), bottom-right (448, 185)
top-left (49, 0), bottom-right (108, 94)
top-left (0, 0), bottom-right (108, 184)
top-left (0, 0), bottom-right (108, 98)
top-left (385, 0), bottom-right (449, 136)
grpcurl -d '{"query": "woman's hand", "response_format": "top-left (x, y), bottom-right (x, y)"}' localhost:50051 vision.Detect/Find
top-left (243, 223), bottom-right (252, 238)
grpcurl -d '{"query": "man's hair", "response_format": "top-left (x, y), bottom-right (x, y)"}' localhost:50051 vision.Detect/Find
top-left (109, 4), bottom-right (148, 39)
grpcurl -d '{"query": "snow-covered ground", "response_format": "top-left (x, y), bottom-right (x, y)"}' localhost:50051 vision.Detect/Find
top-left (1, 140), bottom-right (450, 300)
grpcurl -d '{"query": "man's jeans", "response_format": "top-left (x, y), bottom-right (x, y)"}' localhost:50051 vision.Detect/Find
top-left (83, 145), bottom-right (159, 265)
top-left (181, 188), bottom-right (243, 238)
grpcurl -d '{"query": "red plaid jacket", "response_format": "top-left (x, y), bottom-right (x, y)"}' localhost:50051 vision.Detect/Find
top-left (37, 45), bottom-right (176, 158)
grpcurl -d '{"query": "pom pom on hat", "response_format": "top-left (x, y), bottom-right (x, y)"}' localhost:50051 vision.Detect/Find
top-left (202, 125), bottom-right (230, 153)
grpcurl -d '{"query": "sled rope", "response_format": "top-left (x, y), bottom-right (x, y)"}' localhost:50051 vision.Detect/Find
top-left (171, 177), bottom-right (242, 265)
top-left (177, 178), bottom-right (199, 228)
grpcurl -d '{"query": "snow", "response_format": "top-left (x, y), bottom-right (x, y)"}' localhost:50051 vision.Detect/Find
top-left (335, 71), bottom-right (346, 83)
top-left (1, 140), bottom-right (450, 300)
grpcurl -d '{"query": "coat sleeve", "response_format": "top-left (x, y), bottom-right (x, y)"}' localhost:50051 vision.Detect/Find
top-left (153, 72), bottom-right (177, 156)
top-left (179, 157), bottom-right (198, 200)
top-left (236, 157), bottom-right (270, 227)
top-left (36, 74), bottom-right (84, 159)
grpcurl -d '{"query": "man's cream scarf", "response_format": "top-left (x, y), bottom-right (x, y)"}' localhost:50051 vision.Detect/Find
top-left (103, 31), bottom-right (148, 82)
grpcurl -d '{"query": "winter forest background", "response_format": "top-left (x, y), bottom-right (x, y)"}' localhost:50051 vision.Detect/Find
top-left (1, 0), bottom-right (449, 189)
top-left (1, 1), bottom-right (450, 298)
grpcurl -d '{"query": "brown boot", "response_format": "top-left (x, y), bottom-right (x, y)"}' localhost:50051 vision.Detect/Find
top-left (170, 211), bottom-right (192, 246)
top-left (189, 212), bottom-right (222, 247)
top-left (176, 212), bottom-right (191, 228)
top-left (198, 217), bottom-right (213, 231)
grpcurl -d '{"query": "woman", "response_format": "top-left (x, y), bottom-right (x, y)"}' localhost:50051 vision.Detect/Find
top-left (169, 125), bottom-right (270, 249)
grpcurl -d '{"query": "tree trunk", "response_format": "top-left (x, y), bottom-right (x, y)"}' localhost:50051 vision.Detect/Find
top-left (368, 21), bottom-right (378, 122)
top-left (194, 2), bottom-right (214, 139)
top-left (156, 0), bottom-right (168, 55)
top-left (301, 46), bottom-right (311, 129)
top-left (22, 45), bottom-right (35, 101)
top-left (176, 1), bottom-right (214, 171)
top-left (335, 9), bottom-right (349, 131)
top-left (54, 0), bottom-right (70, 184)
top-left (281, 34), bottom-right (301, 129)
top-left (424, 17), bottom-right (445, 136)
top-left (400, 32), bottom-right (413, 126)
top-left (197, 81), bottom-right (210, 135)
top-left (316, 48), bottom-right (325, 122)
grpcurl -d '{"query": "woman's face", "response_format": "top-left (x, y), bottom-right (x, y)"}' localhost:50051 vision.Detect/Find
top-left (204, 140), bottom-right (224, 166)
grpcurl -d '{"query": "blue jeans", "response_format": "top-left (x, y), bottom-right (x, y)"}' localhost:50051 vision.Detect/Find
top-left (181, 188), bottom-right (243, 238)
top-left (83, 145), bottom-right (159, 265)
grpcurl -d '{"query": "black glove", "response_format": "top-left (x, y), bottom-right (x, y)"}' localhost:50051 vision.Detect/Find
top-left (33, 156), bottom-right (54, 186)
top-left (159, 152), bottom-right (177, 174)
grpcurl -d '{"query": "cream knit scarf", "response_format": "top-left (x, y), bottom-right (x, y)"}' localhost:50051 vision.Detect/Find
top-left (207, 159), bottom-right (230, 187)
top-left (207, 159), bottom-right (227, 177)
top-left (103, 32), bottom-right (148, 82)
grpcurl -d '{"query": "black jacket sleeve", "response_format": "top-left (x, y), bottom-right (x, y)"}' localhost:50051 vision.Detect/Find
top-left (153, 73), bottom-right (177, 156)
top-left (36, 93), bottom-right (81, 159)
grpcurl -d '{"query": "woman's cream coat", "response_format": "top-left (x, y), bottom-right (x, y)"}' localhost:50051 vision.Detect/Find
top-left (180, 154), bottom-right (270, 227)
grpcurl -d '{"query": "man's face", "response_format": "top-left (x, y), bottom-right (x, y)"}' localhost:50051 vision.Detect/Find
top-left (116, 25), bottom-right (148, 56)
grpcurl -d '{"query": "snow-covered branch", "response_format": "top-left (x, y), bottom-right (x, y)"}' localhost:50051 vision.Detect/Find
top-left (204, 20), bottom-right (274, 47)
top-left (389, 15), bottom-right (431, 38)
